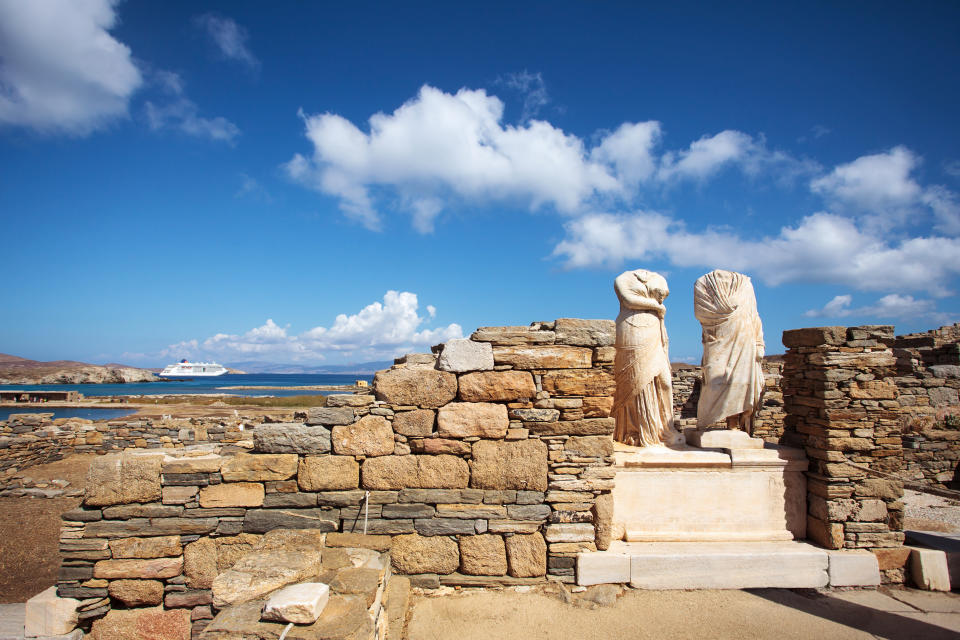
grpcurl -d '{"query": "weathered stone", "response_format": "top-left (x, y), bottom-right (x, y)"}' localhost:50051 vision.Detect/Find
top-left (94, 556), bottom-right (183, 580)
top-left (299, 456), bottom-right (360, 491)
top-left (108, 535), bottom-right (181, 559)
top-left (220, 454), bottom-right (298, 482)
top-left (89, 606), bottom-right (191, 640)
top-left (24, 586), bottom-right (79, 637)
top-left (437, 402), bottom-right (509, 438)
top-left (325, 532), bottom-right (392, 551)
top-left (183, 538), bottom-right (217, 589)
top-left (85, 453), bottom-right (163, 507)
top-left (505, 504), bottom-right (551, 519)
top-left (164, 589), bottom-right (212, 608)
top-left (436, 504), bottom-right (507, 519)
top-left (528, 418), bottom-right (616, 436)
top-left (101, 503), bottom-right (182, 519)
top-left (393, 409), bottom-right (435, 437)
top-left (374, 368), bottom-right (457, 408)
top-left (160, 455), bottom-right (224, 474)
top-left (470, 326), bottom-right (556, 346)
top-left (554, 318), bottom-right (615, 347)
top-left (541, 369), bottom-right (615, 396)
top-left (511, 408), bottom-right (560, 422)
top-left (391, 534), bottom-right (459, 574)
top-left (458, 371), bottom-right (536, 402)
top-left (331, 415), bottom-right (395, 456)
top-left (505, 533), bottom-right (547, 577)
top-left (326, 394), bottom-right (375, 407)
top-left (199, 482), bottom-right (264, 508)
top-left (414, 519), bottom-right (478, 536)
top-left (459, 534), bottom-right (507, 575)
top-left (565, 435), bottom-right (614, 457)
top-left (409, 438), bottom-right (472, 455)
top-left (362, 455), bottom-right (469, 490)
top-left (306, 407), bottom-right (356, 426)
top-left (262, 582), bottom-right (330, 624)
top-left (253, 424), bottom-right (331, 454)
top-left (470, 439), bottom-right (548, 491)
top-left (242, 508), bottom-right (339, 534)
top-left (437, 338), bottom-right (495, 372)
top-left (161, 486), bottom-right (198, 505)
top-left (493, 345), bottom-right (593, 369)
top-left (782, 326), bottom-right (847, 347)
top-left (592, 493), bottom-right (613, 551)
top-left (107, 579), bottom-right (164, 606)
top-left (263, 492), bottom-right (318, 508)
top-left (582, 396), bottom-right (614, 418)
top-left (544, 523), bottom-right (595, 543)
top-left (383, 503), bottom-right (436, 518)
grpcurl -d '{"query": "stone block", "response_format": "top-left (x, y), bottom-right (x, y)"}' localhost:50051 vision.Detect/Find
top-left (306, 407), bottom-right (355, 426)
top-left (873, 547), bottom-right (911, 571)
top-left (459, 534), bottom-right (507, 575)
top-left (392, 533), bottom-right (460, 574)
top-left (909, 546), bottom-right (951, 590)
top-left (331, 415), bottom-right (395, 456)
top-left (263, 492), bottom-right (318, 508)
top-left (362, 455), bottom-right (469, 490)
top-left (806, 515), bottom-right (844, 550)
top-left (409, 438), bottom-right (472, 455)
top-left (220, 454), bottom-right (298, 482)
top-left (511, 408), bottom-right (560, 422)
top-left (576, 552), bottom-right (630, 586)
top-left (506, 504), bottom-right (551, 519)
top-left (374, 368), bottom-right (457, 408)
top-left (437, 402), bottom-right (509, 438)
top-left (470, 325), bottom-right (556, 345)
top-left (492, 345), bottom-right (593, 369)
top-left (545, 523), bottom-right (595, 543)
top-left (470, 439), bottom-right (547, 491)
top-left (437, 338), bottom-right (494, 372)
top-left (85, 453), bottom-right (163, 507)
top-left (528, 418), bottom-right (615, 436)
top-left (565, 435), bottom-right (614, 457)
top-left (94, 556), bottom-right (183, 580)
top-left (107, 579), bottom-right (164, 606)
top-left (261, 582), bottom-right (330, 624)
top-left (164, 589), bottom-right (212, 608)
top-left (553, 318), bottom-right (615, 346)
top-left (162, 486), bottom-right (198, 505)
top-left (827, 550), bottom-right (881, 586)
top-left (253, 423), bottom-right (331, 454)
top-left (393, 409), bottom-right (435, 437)
top-left (108, 535), bottom-right (181, 559)
top-left (24, 586), bottom-right (79, 637)
top-left (326, 394), bottom-right (375, 407)
top-left (414, 518), bottom-right (478, 536)
top-left (89, 607), bottom-right (191, 640)
top-left (299, 456), bottom-right (360, 491)
top-left (505, 532), bottom-right (547, 578)
top-left (781, 326), bottom-right (847, 348)
top-left (541, 369), bottom-right (615, 397)
top-left (161, 455), bottom-right (224, 474)
top-left (199, 482), bottom-right (264, 508)
top-left (436, 503), bottom-right (507, 519)
top-left (592, 493), bottom-right (614, 551)
top-left (458, 371), bottom-right (536, 402)
top-left (325, 532), bottom-right (392, 551)
top-left (241, 508), bottom-right (338, 534)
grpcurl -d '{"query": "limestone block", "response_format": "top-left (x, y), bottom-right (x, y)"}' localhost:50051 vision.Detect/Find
top-left (781, 326), bottom-right (847, 348)
top-left (437, 338), bottom-right (494, 372)
top-left (505, 532), bottom-right (547, 578)
top-left (437, 402), bottom-right (508, 438)
top-left (554, 318), bottom-right (615, 347)
top-left (253, 423), bottom-right (331, 454)
top-left (220, 453), bottom-right (298, 482)
top-left (393, 409), bottom-right (435, 437)
top-left (458, 371), bottom-right (536, 402)
top-left (89, 606), bottom-right (191, 640)
top-left (577, 553), bottom-right (630, 586)
top-left (592, 493), bottom-right (614, 551)
top-left (331, 415), bottom-right (395, 456)
top-left (583, 397), bottom-right (614, 418)
top-left (470, 439), bottom-right (547, 491)
top-left (326, 394), bottom-right (376, 407)
top-left (873, 547), bottom-right (911, 571)
top-left (909, 546), bottom-right (951, 590)
top-left (261, 582), bottom-right (330, 624)
top-left (409, 438), bottom-right (471, 455)
top-left (492, 345), bottom-right (592, 369)
top-left (459, 534), bottom-right (507, 575)
top-left (184, 537), bottom-right (217, 589)
top-left (362, 455), bottom-right (470, 490)
top-left (391, 534), bottom-right (459, 574)
top-left (511, 408), bottom-right (560, 422)
top-left (686, 429), bottom-right (764, 450)
top-left (108, 535), bottom-right (181, 559)
top-left (161, 486), bottom-right (198, 505)
top-left (242, 508), bottom-right (338, 534)
top-left (85, 453), bottom-right (163, 506)
top-left (161, 454), bottom-right (224, 474)
top-left (374, 368), bottom-right (457, 408)
top-left (545, 523), bottom-right (595, 543)
top-left (806, 515), bottom-right (844, 550)
top-left (199, 482), bottom-right (265, 508)
top-left (541, 369), bottom-right (615, 397)
top-left (107, 579), bottom-right (164, 606)
top-left (470, 325), bottom-right (556, 346)
top-left (94, 556), bottom-right (183, 580)
top-left (24, 586), bottom-right (79, 637)
top-left (565, 435), bottom-right (614, 458)
top-left (299, 456), bottom-right (360, 491)
top-left (306, 407), bottom-right (356, 426)
top-left (827, 550), bottom-right (881, 586)
top-left (528, 418), bottom-right (615, 436)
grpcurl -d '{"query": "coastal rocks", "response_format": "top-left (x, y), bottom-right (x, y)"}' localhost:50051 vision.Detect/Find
top-left (470, 440), bottom-right (547, 491)
top-left (331, 416), bottom-right (394, 456)
top-left (437, 402), bottom-right (508, 438)
top-left (252, 423), bottom-right (331, 454)
top-left (437, 339), bottom-right (494, 373)
top-left (373, 368), bottom-right (457, 408)
top-left (298, 456), bottom-right (360, 491)
top-left (85, 453), bottom-right (163, 507)
top-left (391, 534), bottom-right (459, 574)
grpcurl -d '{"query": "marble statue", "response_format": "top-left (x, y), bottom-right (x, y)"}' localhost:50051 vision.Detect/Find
top-left (612, 269), bottom-right (683, 447)
top-left (694, 269), bottom-right (765, 433)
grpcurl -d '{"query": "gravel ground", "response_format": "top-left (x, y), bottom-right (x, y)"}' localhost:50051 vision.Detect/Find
top-left (904, 489), bottom-right (960, 532)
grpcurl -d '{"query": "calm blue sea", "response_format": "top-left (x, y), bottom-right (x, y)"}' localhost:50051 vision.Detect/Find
top-left (0, 407), bottom-right (138, 422)
top-left (0, 373), bottom-right (374, 398)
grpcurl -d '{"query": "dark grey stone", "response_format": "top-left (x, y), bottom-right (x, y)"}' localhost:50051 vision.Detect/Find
top-left (306, 407), bottom-right (356, 426)
top-left (507, 504), bottom-right (551, 520)
top-left (242, 508), bottom-right (339, 533)
top-left (516, 491), bottom-right (546, 505)
top-left (101, 504), bottom-right (183, 519)
top-left (414, 518), bottom-right (478, 535)
top-left (253, 423), bottom-right (331, 454)
top-left (263, 492), bottom-right (319, 508)
top-left (382, 503), bottom-right (435, 519)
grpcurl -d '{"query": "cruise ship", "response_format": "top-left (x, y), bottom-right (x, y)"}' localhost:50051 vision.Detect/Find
top-left (159, 359), bottom-right (228, 377)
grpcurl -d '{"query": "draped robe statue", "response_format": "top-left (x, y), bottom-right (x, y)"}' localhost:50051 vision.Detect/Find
top-left (612, 269), bottom-right (683, 447)
top-left (694, 269), bottom-right (765, 433)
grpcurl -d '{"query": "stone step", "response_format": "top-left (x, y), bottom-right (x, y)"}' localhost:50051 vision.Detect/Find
top-left (577, 541), bottom-right (879, 589)
top-left (905, 530), bottom-right (960, 589)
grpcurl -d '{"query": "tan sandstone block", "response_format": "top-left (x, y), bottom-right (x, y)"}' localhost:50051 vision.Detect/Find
top-left (470, 440), bottom-right (547, 491)
top-left (85, 453), bottom-right (163, 507)
top-left (90, 606), bottom-right (191, 640)
top-left (374, 368), bottom-right (457, 408)
top-left (108, 535), bottom-right (182, 559)
top-left (199, 482), bottom-right (265, 508)
top-left (298, 456), bottom-right (359, 491)
top-left (331, 415), bottom-right (395, 456)
top-left (458, 371), bottom-right (536, 402)
top-left (94, 556), bottom-right (183, 580)
top-left (393, 409), bottom-right (435, 437)
top-left (437, 402), bottom-right (509, 438)
top-left (362, 455), bottom-right (469, 490)
top-left (492, 345), bottom-right (592, 369)
top-left (541, 369), bottom-right (615, 397)
top-left (505, 533), bottom-right (547, 577)
top-left (806, 515), bottom-right (844, 550)
top-left (391, 534), bottom-right (459, 574)
top-left (161, 454), bottom-right (223, 474)
top-left (565, 435), bottom-right (614, 458)
top-left (592, 493), bottom-right (613, 551)
top-left (459, 534), bottom-right (507, 576)
top-left (220, 453), bottom-right (298, 482)
top-left (107, 579), bottom-right (164, 606)
top-left (582, 397), bottom-right (614, 418)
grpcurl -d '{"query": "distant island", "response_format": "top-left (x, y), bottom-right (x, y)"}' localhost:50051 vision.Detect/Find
top-left (0, 353), bottom-right (158, 385)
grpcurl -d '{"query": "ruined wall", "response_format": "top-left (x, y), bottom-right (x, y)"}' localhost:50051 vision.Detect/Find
top-left (56, 319), bottom-right (617, 627)
top-left (781, 325), bottom-right (907, 583)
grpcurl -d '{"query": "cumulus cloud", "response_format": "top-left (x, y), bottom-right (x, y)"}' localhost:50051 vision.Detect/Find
top-left (194, 13), bottom-right (259, 70)
top-left (144, 72), bottom-right (240, 143)
top-left (805, 293), bottom-right (957, 325)
top-left (553, 210), bottom-right (960, 296)
top-left (0, 0), bottom-right (142, 134)
top-left (590, 121), bottom-right (662, 186)
top-left (162, 291), bottom-right (462, 363)
top-left (658, 130), bottom-right (818, 183)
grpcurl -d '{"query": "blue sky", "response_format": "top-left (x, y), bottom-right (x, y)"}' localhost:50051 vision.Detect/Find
top-left (1, 1), bottom-right (959, 367)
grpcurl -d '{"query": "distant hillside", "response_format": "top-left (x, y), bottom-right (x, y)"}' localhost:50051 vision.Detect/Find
top-left (225, 360), bottom-right (392, 375)
top-left (0, 353), bottom-right (158, 384)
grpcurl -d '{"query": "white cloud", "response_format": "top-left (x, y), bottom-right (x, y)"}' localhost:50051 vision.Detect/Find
top-left (0, 0), bottom-right (142, 134)
top-left (501, 71), bottom-right (549, 122)
top-left (590, 121), bottom-right (662, 186)
top-left (144, 72), bottom-right (240, 143)
top-left (944, 160), bottom-right (960, 178)
top-left (805, 293), bottom-right (957, 325)
top-left (194, 13), bottom-right (259, 70)
top-left (162, 291), bottom-right (462, 363)
top-left (658, 130), bottom-right (818, 183)
top-left (553, 210), bottom-right (960, 296)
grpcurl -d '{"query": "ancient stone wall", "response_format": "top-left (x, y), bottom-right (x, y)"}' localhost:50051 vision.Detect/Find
top-left (781, 325), bottom-right (907, 583)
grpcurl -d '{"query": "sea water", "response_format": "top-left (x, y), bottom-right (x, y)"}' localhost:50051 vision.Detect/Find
top-left (0, 407), bottom-right (138, 421)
